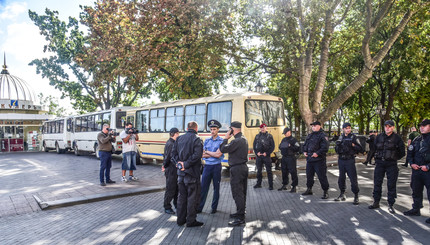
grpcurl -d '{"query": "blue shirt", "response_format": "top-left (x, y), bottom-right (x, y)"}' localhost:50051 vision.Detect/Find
top-left (203, 136), bottom-right (224, 165)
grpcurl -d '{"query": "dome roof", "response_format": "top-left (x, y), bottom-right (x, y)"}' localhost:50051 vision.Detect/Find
top-left (0, 54), bottom-right (36, 102)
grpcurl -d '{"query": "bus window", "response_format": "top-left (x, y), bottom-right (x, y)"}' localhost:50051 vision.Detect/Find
top-left (136, 110), bottom-right (149, 133)
top-left (67, 118), bottom-right (73, 132)
top-left (95, 114), bottom-right (102, 131)
top-left (166, 107), bottom-right (184, 132)
top-left (245, 100), bottom-right (285, 127)
top-left (75, 117), bottom-right (82, 132)
top-left (150, 109), bottom-right (165, 132)
top-left (185, 104), bottom-right (205, 132)
top-left (102, 113), bottom-right (111, 126)
top-left (126, 115), bottom-right (134, 125)
top-left (116, 111), bottom-right (126, 129)
top-left (59, 120), bottom-right (64, 133)
top-left (207, 101), bottom-right (232, 131)
top-left (88, 115), bottom-right (96, 131)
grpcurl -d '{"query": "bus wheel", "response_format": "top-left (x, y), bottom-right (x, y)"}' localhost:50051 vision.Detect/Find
top-left (136, 153), bottom-right (142, 165)
top-left (43, 142), bottom-right (49, 152)
top-left (94, 144), bottom-right (100, 159)
top-left (55, 143), bottom-right (62, 154)
top-left (74, 144), bottom-right (80, 156)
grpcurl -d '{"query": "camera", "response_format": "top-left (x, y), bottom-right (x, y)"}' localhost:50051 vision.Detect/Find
top-left (107, 128), bottom-right (119, 136)
top-left (172, 158), bottom-right (183, 169)
top-left (126, 127), bottom-right (139, 134)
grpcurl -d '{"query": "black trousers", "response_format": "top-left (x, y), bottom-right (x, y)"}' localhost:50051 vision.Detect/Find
top-left (230, 164), bottom-right (248, 219)
top-left (177, 177), bottom-right (200, 225)
top-left (338, 158), bottom-right (359, 194)
top-left (366, 148), bottom-right (376, 164)
top-left (373, 160), bottom-right (399, 205)
top-left (163, 166), bottom-right (178, 210)
top-left (281, 156), bottom-right (298, 187)
top-left (410, 169), bottom-right (430, 210)
top-left (256, 155), bottom-right (273, 187)
top-left (306, 159), bottom-right (329, 191)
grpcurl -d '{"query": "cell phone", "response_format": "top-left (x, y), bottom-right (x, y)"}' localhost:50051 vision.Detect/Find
top-left (229, 128), bottom-right (233, 135)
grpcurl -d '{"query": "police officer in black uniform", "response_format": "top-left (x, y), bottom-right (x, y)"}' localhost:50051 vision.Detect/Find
top-left (403, 119), bottom-right (430, 224)
top-left (368, 120), bottom-right (405, 214)
top-left (334, 123), bottom-right (363, 205)
top-left (363, 130), bottom-right (377, 166)
top-left (302, 121), bottom-right (330, 199)
top-left (220, 121), bottom-right (249, 226)
top-left (171, 121), bottom-right (204, 227)
top-left (278, 127), bottom-right (300, 192)
top-left (162, 128), bottom-right (179, 215)
top-left (253, 123), bottom-right (275, 190)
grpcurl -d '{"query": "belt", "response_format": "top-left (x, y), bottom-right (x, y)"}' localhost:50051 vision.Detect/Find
top-left (230, 162), bottom-right (247, 167)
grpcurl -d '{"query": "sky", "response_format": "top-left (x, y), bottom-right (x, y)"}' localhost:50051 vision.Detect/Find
top-left (0, 0), bottom-right (93, 114)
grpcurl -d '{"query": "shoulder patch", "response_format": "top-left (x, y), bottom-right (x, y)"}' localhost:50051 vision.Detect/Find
top-left (408, 145), bottom-right (414, 151)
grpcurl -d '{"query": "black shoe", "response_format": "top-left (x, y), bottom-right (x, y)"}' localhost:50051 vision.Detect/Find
top-left (100, 182), bottom-right (106, 186)
top-left (275, 167), bottom-right (281, 170)
top-left (187, 221), bottom-right (204, 227)
top-left (230, 213), bottom-right (240, 218)
top-left (302, 188), bottom-right (313, 195)
top-left (228, 218), bottom-right (245, 226)
top-left (403, 209), bottom-right (421, 216)
top-left (269, 186), bottom-right (273, 190)
top-left (211, 209), bottom-right (217, 214)
top-left (321, 191), bottom-right (329, 199)
top-left (106, 179), bottom-right (116, 184)
top-left (402, 163), bottom-right (409, 167)
top-left (177, 221), bottom-right (186, 226)
top-left (353, 194), bottom-right (359, 205)
top-left (253, 184), bottom-right (262, 188)
top-left (362, 161), bottom-right (368, 166)
top-left (196, 209), bottom-right (202, 214)
top-left (426, 218), bottom-right (430, 224)
top-left (290, 186), bottom-right (296, 193)
top-left (278, 185), bottom-right (288, 191)
top-left (165, 209), bottom-right (175, 215)
top-left (334, 193), bottom-right (346, 201)
top-left (368, 202), bottom-right (380, 209)
top-left (388, 205), bottom-right (396, 214)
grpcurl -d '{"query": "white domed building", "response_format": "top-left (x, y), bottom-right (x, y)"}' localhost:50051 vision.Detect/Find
top-left (0, 55), bottom-right (53, 152)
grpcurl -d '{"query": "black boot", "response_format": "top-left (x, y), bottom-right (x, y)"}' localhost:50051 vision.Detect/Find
top-left (353, 194), bottom-right (359, 205)
top-left (290, 186), bottom-right (296, 193)
top-left (368, 201), bottom-right (380, 209)
top-left (321, 191), bottom-right (329, 199)
top-left (362, 161), bottom-right (368, 166)
top-left (302, 188), bottom-right (313, 195)
top-left (278, 185), bottom-right (288, 191)
top-left (334, 192), bottom-right (346, 201)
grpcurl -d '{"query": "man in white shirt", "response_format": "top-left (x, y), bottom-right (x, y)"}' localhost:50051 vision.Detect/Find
top-left (120, 123), bottom-right (139, 181)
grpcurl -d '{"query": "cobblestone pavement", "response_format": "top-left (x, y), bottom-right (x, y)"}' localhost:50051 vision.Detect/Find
top-left (0, 152), bottom-right (429, 244)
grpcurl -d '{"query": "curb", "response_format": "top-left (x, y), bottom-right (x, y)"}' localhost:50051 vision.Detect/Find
top-left (33, 185), bottom-right (165, 210)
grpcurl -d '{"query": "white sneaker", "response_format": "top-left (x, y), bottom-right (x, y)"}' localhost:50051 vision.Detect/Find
top-left (121, 176), bottom-right (128, 182)
top-left (129, 176), bottom-right (138, 181)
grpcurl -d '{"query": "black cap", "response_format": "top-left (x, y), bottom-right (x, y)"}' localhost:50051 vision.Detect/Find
top-left (310, 121), bottom-right (321, 126)
top-left (419, 119), bottom-right (430, 126)
top-left (384, 120), bottom-right (395, 126)
top-left (207, 119), bottom-right (221, 128)
top-left (283, 127), bottom-right (291, 135)
top-left (231, 121), bottom-right (242, 128)
top-left (169, 127), bottom-right (179, 134)
top-left (342, 122), bottom-right (351, 129)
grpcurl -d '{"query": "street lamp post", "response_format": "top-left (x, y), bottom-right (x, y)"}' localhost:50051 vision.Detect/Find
top-left (255, 81), bottom-right (264, 93)
top-left (375, 104), bottom-right (386, 132)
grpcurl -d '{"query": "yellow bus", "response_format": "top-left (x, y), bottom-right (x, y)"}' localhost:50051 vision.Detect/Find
top-left (126, 92), bottom-right (285, 167)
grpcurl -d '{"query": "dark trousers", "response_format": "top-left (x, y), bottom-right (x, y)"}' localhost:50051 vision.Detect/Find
top-left (198, 164), bottom-right (222, 211)
top-left (306, 159), bottom-right (329, 191)
top-left (281, 156), bottom-right (298, 187)
top-left (99, 151), bottom-right (112, 183)
top-left (338, 158), bottom-right (359, 194)
top-left (410, 170), bottom-right (430, 210)
top-left (163, 166), bottom-right (178, 210)
top-left (365, 149), bottom-right (376, 164)
top-left (256, 156), bottom-right (273, 187)
top-left (373, 160), bottom-right (399, 205)
top-left (230, 164), bottom-right (248, 219)
top-left (177, 178), bottom-right (200, 225)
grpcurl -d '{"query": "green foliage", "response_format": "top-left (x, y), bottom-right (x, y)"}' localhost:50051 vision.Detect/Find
top-left (37, 93), bottom-right (67, 117)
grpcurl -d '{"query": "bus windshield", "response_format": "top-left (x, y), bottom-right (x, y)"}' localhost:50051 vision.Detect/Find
top-left (245, 100), bottom-right (284, 127)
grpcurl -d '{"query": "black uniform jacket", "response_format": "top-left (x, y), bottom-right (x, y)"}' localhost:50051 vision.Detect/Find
top-left (335, 133), bottom-right (363, 158)
top-left (172, 129), bottom-right (203, 180)
top-left (163, 138), bottom-right (175, 168)
top-left (374, 132), bottom-right (405, 163)
top-left (303, 129), bottom-right (329, 162)
top-left (279, 136), bottom-right (300, 157)
top-left (253, 132), bottom-right (275, 156)
top-left (220, 132), bottom-right (248, 167)
top-left (407, 133), bottom-right (430, 169)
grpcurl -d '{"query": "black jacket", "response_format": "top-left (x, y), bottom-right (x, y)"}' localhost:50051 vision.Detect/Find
top-left (407, 133), bottom-right (430, 168)
top-left (303, 129), bottom-right (328, 162)
top-left (163, 138), bottom-right (175, 168)
top-left (366, 134), bottom-right (376, 151)
top-left (335, 133), bottom-right (363, 159)
top-left (220, 132), bottom-right (248, 167)
top-left (279, 136), bottom-right (300, 157)
top-left (253, 132), bottom-right (275, 156)
top-left (374, 132), bottom-right (405, 163)
top-left (171, 129), bottom-right (203, 180)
